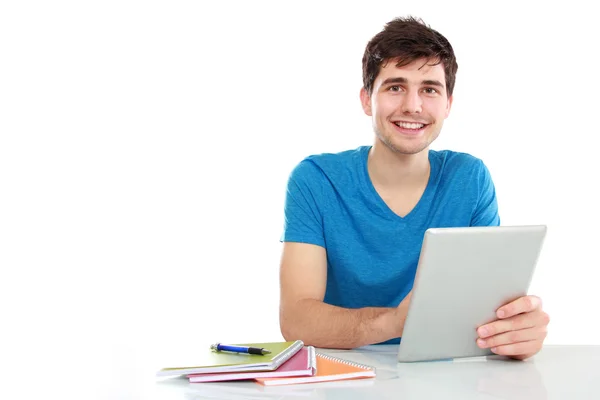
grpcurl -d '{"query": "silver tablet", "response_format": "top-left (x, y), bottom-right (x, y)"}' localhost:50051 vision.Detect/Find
top-left (397, 225), bottom-right (547, 362)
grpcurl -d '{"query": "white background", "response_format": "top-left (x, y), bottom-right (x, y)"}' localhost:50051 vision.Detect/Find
top-left (1, 1), bottom-right (598, 396)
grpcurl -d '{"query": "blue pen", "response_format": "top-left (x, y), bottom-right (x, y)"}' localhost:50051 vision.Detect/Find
top-left (210, 343), bottom-right (271, 355)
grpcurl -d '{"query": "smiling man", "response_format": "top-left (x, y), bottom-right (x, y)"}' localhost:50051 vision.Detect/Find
top-left (278, 16), bottom-right (549, 360)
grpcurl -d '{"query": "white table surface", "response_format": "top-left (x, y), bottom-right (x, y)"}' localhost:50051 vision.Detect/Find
top-left (126, 344), bottom-right (600, 400)
top-left (18, 343), bottom-right (592, 399)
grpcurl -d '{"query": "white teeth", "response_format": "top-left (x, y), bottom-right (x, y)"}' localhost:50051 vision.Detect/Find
top-left (394, 122), bottom-right (425, 129)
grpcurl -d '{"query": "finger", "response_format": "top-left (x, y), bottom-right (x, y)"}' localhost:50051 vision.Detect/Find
top-left (477, 326), bottom-right (548, 349)
top-left (478, 310), bottom-right (548, 338)
top-left (496, 295), bottom-right (542, 319)
top-left (489, 340), bottom-right (542, 357)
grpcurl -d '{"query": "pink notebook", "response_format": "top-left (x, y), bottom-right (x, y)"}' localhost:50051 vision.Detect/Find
top-left (188, 346), bottom-right (316, 383)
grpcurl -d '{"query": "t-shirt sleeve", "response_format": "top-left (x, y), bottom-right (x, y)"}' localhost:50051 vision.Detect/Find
top-left (470, 159), bottom-right (501, 226)
top-left (280, 160), bottom-right (326, 247)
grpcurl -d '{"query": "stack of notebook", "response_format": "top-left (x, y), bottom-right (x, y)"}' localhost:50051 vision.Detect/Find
top-left (156, 340), bottom-right (376, 385)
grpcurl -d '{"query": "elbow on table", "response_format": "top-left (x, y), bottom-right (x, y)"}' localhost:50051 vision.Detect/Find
top-left (279, 309), bottom-right (314, 345)
top-left (279, 313), bottom-right (300, 342)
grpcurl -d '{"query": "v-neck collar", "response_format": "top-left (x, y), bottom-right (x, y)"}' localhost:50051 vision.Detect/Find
top-left (360, 146), bottom-right (437, 222)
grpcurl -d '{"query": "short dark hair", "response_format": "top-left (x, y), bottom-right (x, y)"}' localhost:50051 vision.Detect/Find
top-left (362, 16), bottom-right (458, 97)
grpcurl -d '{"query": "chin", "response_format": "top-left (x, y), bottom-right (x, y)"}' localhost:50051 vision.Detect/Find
top-left (386, 141), bottom-right (429, 155)
top-left (376, 130), bottom-right (433, 155)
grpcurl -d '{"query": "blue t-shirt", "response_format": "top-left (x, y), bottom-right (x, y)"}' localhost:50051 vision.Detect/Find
top-left (280, 145), bottom-right (500, 344)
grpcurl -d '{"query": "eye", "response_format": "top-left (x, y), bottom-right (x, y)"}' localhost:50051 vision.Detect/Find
top-left (422, 87), bottom-right (439, 95)
top-left (388, 85), bottom-right (401, 92)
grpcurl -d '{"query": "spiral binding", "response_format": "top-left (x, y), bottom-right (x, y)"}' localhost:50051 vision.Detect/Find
top-left (273, 340), bottom-right (305, 366)
top-left (316, 353), bottom-right (376, 371)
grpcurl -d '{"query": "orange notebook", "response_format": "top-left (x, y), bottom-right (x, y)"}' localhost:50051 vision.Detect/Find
top-left (254, 352), bottom-right (375, 386)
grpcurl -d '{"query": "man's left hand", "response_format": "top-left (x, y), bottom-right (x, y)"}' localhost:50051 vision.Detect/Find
top-left (476, 295), bottom-right (550, 360)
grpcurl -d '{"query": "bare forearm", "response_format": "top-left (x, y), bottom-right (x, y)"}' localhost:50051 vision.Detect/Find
top-left (280, 299), bottom-right (406, 349)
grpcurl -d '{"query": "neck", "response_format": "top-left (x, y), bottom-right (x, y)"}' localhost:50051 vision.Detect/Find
top-left (367, 141), bottom-right (430, 189)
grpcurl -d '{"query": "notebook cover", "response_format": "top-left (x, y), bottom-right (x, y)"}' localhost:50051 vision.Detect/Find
top-left (156, 340), bottom-right (303, 377)
top-left (254, 352), bottom-right (376, 386)
top-left (188, 346), bottom-right (317, 383)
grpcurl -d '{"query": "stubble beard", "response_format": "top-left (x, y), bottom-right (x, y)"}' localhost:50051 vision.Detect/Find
top-left (374, 125), bottom-right (433, 155)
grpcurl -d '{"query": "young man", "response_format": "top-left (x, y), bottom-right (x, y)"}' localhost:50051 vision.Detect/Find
top-left (278, 17), bottom-right (549, 360)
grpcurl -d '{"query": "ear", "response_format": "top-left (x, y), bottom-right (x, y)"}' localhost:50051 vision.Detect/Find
top-left (360, 87), bottom-right (372, 116)
top-left (445, 95), bottom-right (453, 118)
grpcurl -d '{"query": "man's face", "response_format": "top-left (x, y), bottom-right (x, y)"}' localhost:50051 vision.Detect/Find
top-left (360, 58), bottom-right (453, 155)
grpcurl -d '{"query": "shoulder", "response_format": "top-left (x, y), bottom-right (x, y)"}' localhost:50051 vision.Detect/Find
top-left (431, 149), bottom-right (484, 168)
top-left (288, 146), bottom-right (368, 182)
top-left (431, 149), bottom-right (492, 178)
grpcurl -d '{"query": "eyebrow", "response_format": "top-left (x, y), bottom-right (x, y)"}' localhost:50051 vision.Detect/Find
top-left (381, 77), bottom-right (445, 88)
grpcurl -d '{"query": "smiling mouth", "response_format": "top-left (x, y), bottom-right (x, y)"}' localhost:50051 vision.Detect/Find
top-left (392, 121), bottom-right (429, 134)
top-left (393, 121), bottom-right (427, 129)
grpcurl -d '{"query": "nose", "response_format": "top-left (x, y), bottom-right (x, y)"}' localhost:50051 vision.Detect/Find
top-left (401, 90), bottom-right (422, 114)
